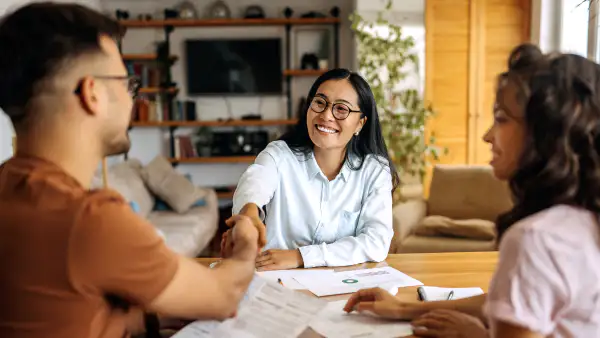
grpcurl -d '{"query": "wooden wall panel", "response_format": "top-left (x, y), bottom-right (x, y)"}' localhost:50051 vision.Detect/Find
top-left (425, 0), bottom-right (531, 167)
top-left (474, 0), bottom-right (531, 164)
top-left (425, 0), bottom-right (471, 165)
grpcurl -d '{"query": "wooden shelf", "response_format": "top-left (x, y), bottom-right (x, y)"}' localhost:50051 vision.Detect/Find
top-left (119, 18), bottom-right (341, 28)
top-left (123, 53), bottom-right (178, 61)
top-left (169, 156), bottom-right (256, 164)
top-left (138, 87), bottom-right (179, 94)
top-left (286, 18), bottom-right (341, 25)
top-left (284, 69), bottom-right (328, 77)
top-left (216, 191), bottom-right (235, 199)
top-left (130, 119), bottom-right (297, 128)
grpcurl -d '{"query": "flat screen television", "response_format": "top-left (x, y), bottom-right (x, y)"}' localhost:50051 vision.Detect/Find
top-left (185, 38), bottom-right (283, 95)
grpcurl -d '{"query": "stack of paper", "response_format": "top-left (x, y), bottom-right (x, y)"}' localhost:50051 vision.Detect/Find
top-left (172, 276), bottom-right (327, 338)
top-left (309, 300), bottom-right (413, 338)
top-left (293, 267), bottom-right (423, 297)
top-left (256, 269), bottom-right (336, 290)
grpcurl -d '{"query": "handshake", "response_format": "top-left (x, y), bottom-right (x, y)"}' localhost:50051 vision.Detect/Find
top-left (220, 213), bottom-right (266, 260)
top-left (220, 203), bottom-right (305, 270)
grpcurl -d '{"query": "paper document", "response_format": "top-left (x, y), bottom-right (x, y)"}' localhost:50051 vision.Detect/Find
top-left (309, 300), bottom-right (413, 338)
top-left (256, 269), bottom-right (335, 290)
top-left (172, 275), bottom-right (326, 338)
top-left (294, 267), bottom-right (423, 297)
top-left (419, 286), bottom-right (484, 301)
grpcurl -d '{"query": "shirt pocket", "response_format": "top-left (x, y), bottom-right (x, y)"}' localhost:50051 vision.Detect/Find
top-left (336, 210), bottom-right (361, 238)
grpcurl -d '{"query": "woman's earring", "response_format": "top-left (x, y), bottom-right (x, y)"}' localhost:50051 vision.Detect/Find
top-left (354, 131), bottom-right (360, 136)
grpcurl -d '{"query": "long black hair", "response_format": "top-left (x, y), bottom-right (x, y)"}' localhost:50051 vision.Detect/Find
top-left (496, 44), bottom-right (600, 239)
top-left (280, 68), bottom-right (400, 192)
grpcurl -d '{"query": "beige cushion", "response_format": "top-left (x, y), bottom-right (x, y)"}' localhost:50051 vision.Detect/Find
top-left (141, 156), bottom-right (206, 213)
top-left (111, 160), bottom-right (155, 216)
top-left (414, 215), bottom-right (496, 240)
top-left (428, 165), bottom-right (512, 221)
top-left (149, 189), bottom-right (219, 257)
top-left (398, 235), bottom-right (497, 253)
top-left (91, 160), bottom-right (155, 217)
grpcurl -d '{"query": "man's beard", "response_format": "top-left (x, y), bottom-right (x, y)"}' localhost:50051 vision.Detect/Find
top-left (103, 132), bottom-right (131, 157)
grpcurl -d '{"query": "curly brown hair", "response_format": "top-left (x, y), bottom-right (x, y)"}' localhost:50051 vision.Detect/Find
top-left (496, 43), bottom-right (600, 239)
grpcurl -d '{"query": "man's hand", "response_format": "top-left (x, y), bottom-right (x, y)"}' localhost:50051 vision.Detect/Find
top-left (226, 208), bottom-right (267, 248)
top-left (411, 309), bottom-right (488, 338)
top-left (344, 287), bottom-right (423, 320)
top-left (255, 249), bottom-right (304, 271)
top-left (220, 215), bottom-right (259, 260)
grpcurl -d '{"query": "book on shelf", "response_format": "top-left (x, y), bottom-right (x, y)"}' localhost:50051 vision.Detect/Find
top-left (174, 136), bottom-right (197, 159)
top-left (169, 100), bottom-right (197, 121)
top-left (132, 98), bottom-right (197, 123)
top-left (126, 62), bottom-right (162, 88)
top-left (134, 96), bottom-right (171, 122)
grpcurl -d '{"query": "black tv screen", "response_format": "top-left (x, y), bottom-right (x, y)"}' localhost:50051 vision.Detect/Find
top-left (185, 38), bottom-right (283, 95)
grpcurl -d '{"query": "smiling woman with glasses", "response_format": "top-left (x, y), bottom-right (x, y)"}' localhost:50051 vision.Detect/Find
top-left (222, 68), bottom-right (400, 271)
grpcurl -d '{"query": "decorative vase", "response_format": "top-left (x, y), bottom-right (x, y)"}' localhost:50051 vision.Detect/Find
top-left (177, 0), bottom-right (198, 19)
top-left (207, 0), bottom-right (231, 19)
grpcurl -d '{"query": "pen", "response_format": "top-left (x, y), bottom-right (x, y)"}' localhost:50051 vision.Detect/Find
top-left (447, 290), bottom-right (454, 300)
top-left (417, 286), bottom-right (427, 301)
top-left (277, 278), bottom-right (285, 287)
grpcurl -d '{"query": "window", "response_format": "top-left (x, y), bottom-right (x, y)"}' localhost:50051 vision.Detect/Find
top-left (560, 0), bottom-right (590, 57)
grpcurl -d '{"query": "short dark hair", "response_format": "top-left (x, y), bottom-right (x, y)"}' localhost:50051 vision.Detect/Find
top-left (280, 68), bottom-right (401, 193)
top-left (0, 2), bottom-right (124, 127)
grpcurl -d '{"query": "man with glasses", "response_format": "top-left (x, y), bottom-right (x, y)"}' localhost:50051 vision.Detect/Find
top-left (0, 3), bottom-right (265, 337)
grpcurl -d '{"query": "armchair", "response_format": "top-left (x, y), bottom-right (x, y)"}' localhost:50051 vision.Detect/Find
top-left (390, 164), bottom-right (513, 253)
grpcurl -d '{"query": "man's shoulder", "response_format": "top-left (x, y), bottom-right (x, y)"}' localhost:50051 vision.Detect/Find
top-left (82, 188), bottom-right (128, 208)
top-left (76, 188), bottom-right (134, 225)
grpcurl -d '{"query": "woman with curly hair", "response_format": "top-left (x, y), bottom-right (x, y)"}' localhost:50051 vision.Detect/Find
top-left (343, 44), bottom-right (600, 338)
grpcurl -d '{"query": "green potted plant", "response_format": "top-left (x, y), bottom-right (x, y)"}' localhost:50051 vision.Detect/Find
top-left (350, 0), bottom-right (445, 202)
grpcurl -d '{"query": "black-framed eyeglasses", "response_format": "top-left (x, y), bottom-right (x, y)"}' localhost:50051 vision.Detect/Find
top-left (74, 75), bottom-right (140, 98)
top-left (309, 96), bottom-right (361, 120)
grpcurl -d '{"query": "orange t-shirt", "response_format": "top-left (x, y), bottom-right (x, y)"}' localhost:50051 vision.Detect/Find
top-left (0, 156), bottom-right (179, 338)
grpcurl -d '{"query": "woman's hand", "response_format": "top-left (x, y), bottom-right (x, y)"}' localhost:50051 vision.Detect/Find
top-left (343, 287), bottom-right (424, 320)
top-left (411, 309), bottom-right (488, 338)
top-left (220, 229), bottom-right (231, 258)
top-left (255, 249), bottom-right (304, 271)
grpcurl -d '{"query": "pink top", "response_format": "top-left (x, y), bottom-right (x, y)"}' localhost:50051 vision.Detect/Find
top-left (484, 205), bottom-right (600, 338)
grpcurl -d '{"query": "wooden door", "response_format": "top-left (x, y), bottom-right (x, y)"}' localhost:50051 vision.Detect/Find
top-left (424, 0), bottom-right (471, 165)
top-left (474, 0), bottom-right (531, 164)
top-left (425, 0), bottom-right (531, 167)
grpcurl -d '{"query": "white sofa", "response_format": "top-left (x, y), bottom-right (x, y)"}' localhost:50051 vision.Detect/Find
top-left (93, 159), bottom-right (219, 257)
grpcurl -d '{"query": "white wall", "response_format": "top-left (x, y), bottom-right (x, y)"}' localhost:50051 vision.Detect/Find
top-left (531, 0), bottom-right (591, 55)
top-left (0, 0), bottom-right (102, 163)
top-left (560, 0), bottom-right (589, 56)
top-left (531, 0), bottom-right (562, 53)
top-left (354, 0), bottom-right (424, 94)
top-left (101, 0), bottom-right (355, 189)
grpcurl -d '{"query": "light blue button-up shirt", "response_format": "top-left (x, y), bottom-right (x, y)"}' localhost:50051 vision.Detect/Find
top-left (232, 140), bottom-right (394, 268)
